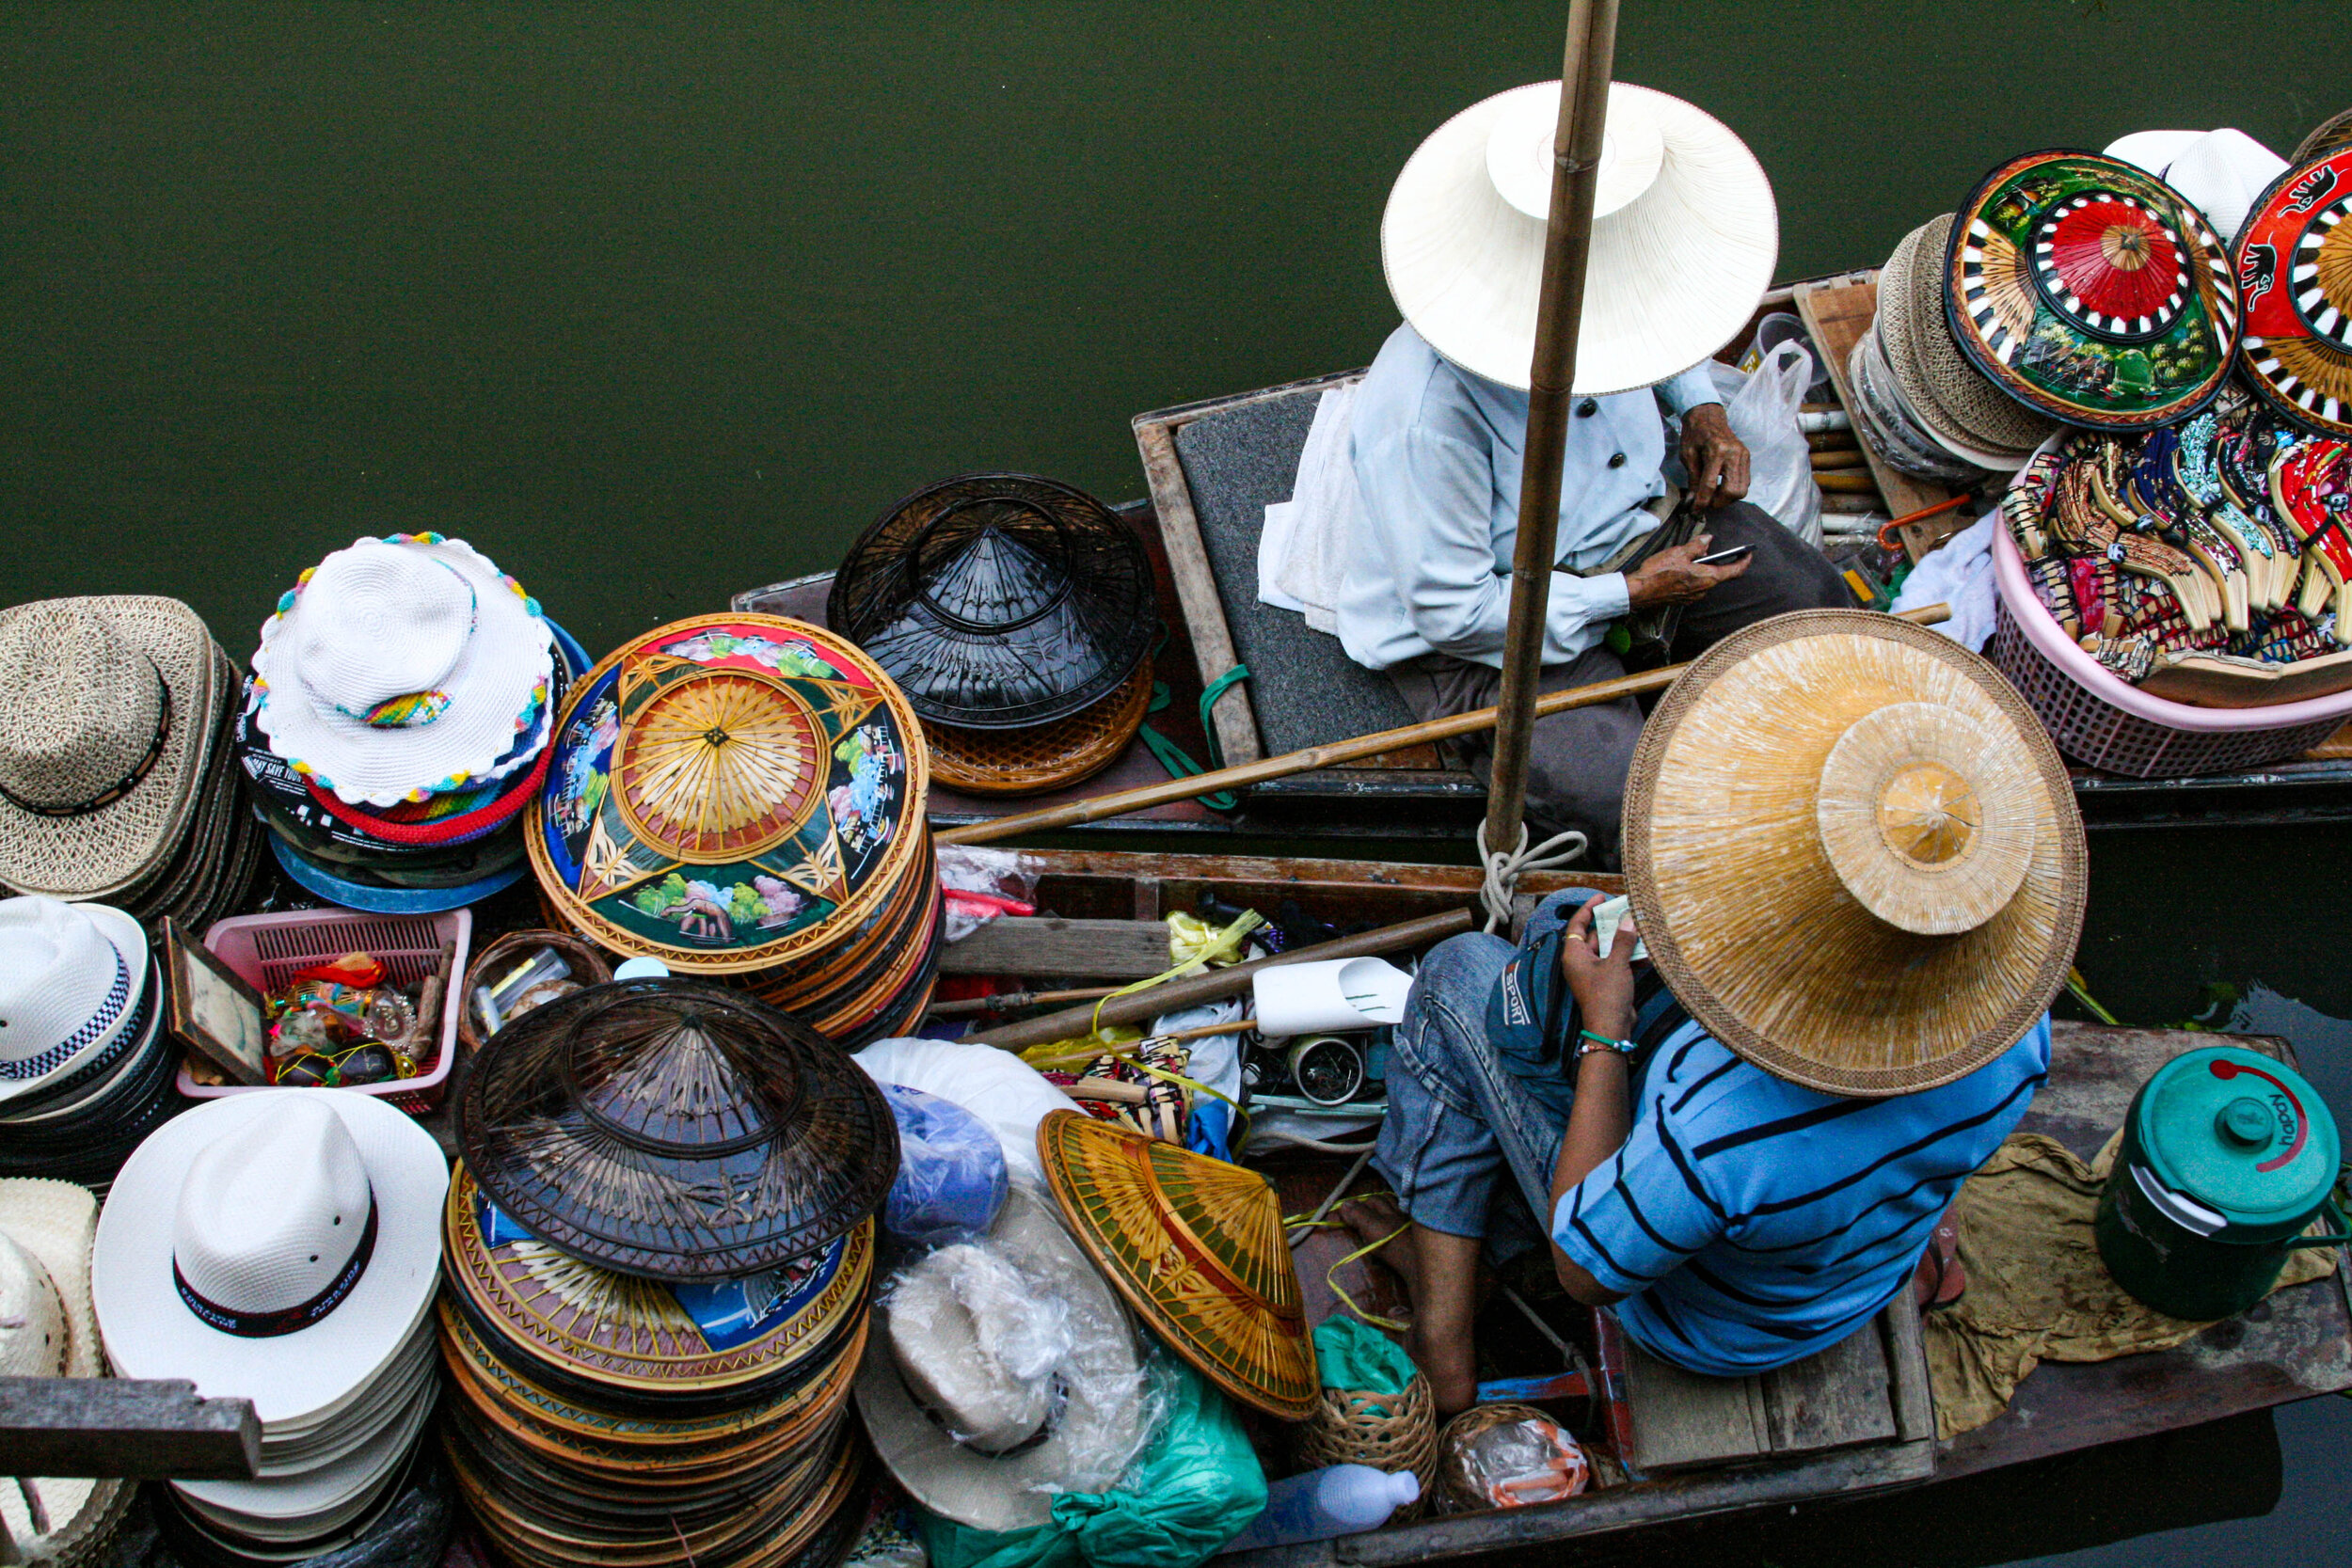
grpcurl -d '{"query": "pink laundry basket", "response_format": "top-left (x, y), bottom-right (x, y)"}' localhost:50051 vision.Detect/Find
top-left (177, 908), bottom-right (471, 1116)
top-left (1988, 526), bottom-right (2352, 779)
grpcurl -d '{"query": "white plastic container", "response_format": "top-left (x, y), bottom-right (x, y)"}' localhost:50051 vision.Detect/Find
top-left (1217, 1465), bottom-right (1421, 1554)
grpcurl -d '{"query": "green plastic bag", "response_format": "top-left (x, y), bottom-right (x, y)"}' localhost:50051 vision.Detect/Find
top-left (1311, 1318), bottom-right (1414, 1396)
top-left (918, 1354), bottom-right (1266, 1568)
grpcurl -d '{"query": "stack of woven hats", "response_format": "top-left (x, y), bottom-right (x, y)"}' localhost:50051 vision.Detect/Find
top-left (829, 474), bottom-right (1158, 799)
top-left (529, 613), bottom-right (938, 1046)
top-left (0, 596), bottom-right (261, 934)
top-left (440, 978), bottom-right (896, 1568)
top-left (92, 1091), bottom-right (452, 1564)
top-left (0, 897), bottom-right (183, 1196)
top-left (237, 533), bottom-right (583, 914)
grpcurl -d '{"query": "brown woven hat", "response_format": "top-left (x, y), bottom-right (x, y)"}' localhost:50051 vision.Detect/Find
top-left (1623, 611), bottom-right (2086, 1098)
top-left (1880, 217), bottom-right (2056, 463)
top-left (0, 597), bottom-right (220, 901)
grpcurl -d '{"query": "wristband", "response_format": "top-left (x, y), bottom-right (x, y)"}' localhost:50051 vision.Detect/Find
top-left (1575, 1028), bottom-right (1633, 1060)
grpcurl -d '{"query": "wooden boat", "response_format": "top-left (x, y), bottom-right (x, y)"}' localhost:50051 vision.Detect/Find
top-left (930, 847), bottom-right (2352, 1564)
top-left (739, 271), bottom-right (2352, 845)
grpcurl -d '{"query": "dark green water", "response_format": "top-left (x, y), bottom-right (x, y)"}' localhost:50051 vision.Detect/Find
top-left (6, 5), bottom-right (2349, 1563)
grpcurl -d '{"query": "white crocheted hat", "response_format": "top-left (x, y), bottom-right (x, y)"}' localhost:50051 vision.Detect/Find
top-left (0, 896), bottom-right (151, 1106)
top-left (250, 534), bottom-right (553, 807)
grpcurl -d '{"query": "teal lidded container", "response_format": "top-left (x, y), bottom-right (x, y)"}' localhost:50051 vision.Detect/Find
top-left (2095, 1045), bottom-right (2349, 1321)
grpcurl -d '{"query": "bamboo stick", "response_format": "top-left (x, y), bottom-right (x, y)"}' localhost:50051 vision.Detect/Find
top-left (935, 604), bottom-right (1952, 847)
top-left (966, 910), bottom-right (1470, 1052)
top-left (925, 985), bottom-right (1120, 1020)
top-left (1808, 449), bottom-right (1867, 469)
top-left (1816, 472), bottom-right (1883, 494)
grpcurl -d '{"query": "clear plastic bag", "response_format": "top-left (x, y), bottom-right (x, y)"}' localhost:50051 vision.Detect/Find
top-left (881, 1083), bottom-right (1011, 1248)
top-left (938, 847), bottom-right (1042, 943)
top-left (1706, 342), bottom-right (1823, 547)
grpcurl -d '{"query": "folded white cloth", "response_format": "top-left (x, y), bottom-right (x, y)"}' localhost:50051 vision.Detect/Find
top-left (1259, 382), bottom-right (1363, 633)
top-left (1891, 513), bottom-right (2000, 653)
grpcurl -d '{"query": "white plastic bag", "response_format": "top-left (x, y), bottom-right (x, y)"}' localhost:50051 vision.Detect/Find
top-left (1706, 341), bottom-right (1823, 547)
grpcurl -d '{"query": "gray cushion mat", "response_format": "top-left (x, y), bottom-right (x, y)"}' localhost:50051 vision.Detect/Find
top-left (1171, 387), bottom-right (1419, 756)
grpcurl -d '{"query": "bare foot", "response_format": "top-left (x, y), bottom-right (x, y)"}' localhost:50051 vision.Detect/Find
top-left (1336, 1194), bottom-right (1419, 1295)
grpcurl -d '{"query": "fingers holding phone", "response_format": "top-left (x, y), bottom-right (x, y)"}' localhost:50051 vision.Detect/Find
top-left (1624, 532), bottom-right (1755, 610)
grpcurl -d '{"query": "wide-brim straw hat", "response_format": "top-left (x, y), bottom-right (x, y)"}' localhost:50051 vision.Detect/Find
top-left (1382, 80), bottom-right (1776, 395)
top-left (1037, 1109), bottom-right (1318, 1420)
top-left (92, 1091), bottom-right (449, 1429)
top-left (0, 596), bottom-right (221, 901)
top-left (251, 534), bottom-right (553, 808)
top-left (1844, 332), bottom-right (1988, 486)
top-left (2234, 145), bottom-right (2352, 436)
top-left (855, 1184), bottom-right (1147, 1533)
top-left (1877, 216), bottom-right (2056, 467)
top-left (1623, 611), bottom-right (2086, 1098)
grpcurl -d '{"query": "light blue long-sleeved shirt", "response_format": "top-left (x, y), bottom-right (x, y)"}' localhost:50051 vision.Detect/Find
top-left (1336, 324), bottom-right (1723, 671)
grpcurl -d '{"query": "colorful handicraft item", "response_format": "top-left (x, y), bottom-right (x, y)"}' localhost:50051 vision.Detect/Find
top-left (1949, 151), bottom-right (2241, 429)
top-left (2235, 149), bottom-right (2352, 436)
top-left (529, 614), bottom-right (929, 974)
top-left (2268, 436), bottom-right (2352, 626)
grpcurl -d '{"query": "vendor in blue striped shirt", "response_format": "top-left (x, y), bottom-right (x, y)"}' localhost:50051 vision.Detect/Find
top-left (1357, 613), bottom-right (2085, 1414)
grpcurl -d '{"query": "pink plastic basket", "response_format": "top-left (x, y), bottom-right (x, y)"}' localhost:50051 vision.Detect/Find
top-left (178, 908), bottom-right (471, 1116)
top-left (1988, 526), bottom-right (2352, 778)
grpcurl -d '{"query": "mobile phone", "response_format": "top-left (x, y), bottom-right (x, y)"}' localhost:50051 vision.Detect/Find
top-left (1693, 544), bottom-right (1755, 567)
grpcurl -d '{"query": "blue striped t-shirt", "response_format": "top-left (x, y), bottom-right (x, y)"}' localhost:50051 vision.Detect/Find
top-left (1554, 1016), bottom-right (2051, 1376)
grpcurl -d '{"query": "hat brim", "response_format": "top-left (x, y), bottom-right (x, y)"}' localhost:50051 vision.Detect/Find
top-left (1382, 81), bottom-right (1777, 395)
top-left (0, 902), bottom-right (152, 1106)
top-left (1623, 611), bottom-right (2086, 1097)
top-left (92, 1090), bottom-right (449, 1427)
top-left (853, 1185), bottom-right (1145, 1532)
top-left (172, 1384), bottom-right (435, 1532)
top-left (0, 597), bottom-right (220, 901)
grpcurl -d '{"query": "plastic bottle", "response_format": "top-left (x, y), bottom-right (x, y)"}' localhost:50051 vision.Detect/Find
top-left (1216, 1465), bottom-right (1421, 1554)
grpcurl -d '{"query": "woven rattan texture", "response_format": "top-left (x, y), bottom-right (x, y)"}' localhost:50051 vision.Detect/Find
top-left (926, 660), bottom-right (1151, 796)
top-left (1290, 1374), bottom-right (1438, 1524)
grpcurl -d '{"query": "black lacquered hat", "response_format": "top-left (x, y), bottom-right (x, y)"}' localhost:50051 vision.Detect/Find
top-left (457, 977), bottom-right (898, 1280)
top-left (827, 473), bottom-right (1157, 730)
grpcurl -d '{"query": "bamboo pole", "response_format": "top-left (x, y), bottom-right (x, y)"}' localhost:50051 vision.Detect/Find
top-left (966, 909), bottom-right (1470, 1052)
top-left (1484, 0), bottom-right (1623, 865)
top-left (935, 605), bottom-right (1951, 846)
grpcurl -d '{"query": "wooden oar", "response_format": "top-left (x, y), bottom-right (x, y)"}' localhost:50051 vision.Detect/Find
top-left (936, 604), bottom-right (1952, 847)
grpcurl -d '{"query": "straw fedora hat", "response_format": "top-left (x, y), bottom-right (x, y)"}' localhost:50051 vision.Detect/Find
top-left (1, 1180), bottom-right (135, 1568)
top-left (1382, 80), bottom-right (1776, 395)
top-left (0, 596), bottom-right (220, 901)
top-left (1622, 611), bottom-right (2086, 1098)
top-left (0, 897), bottom-right (151, 1105)
top-left (251, 534), bottom-right (553, 808)
top-left (92, 1092), bottom-right (449, 1428)
top-left (1877, 216), bottom-right (2055, 466)
top-left (854, 1184), bottom-right (1147, 1532)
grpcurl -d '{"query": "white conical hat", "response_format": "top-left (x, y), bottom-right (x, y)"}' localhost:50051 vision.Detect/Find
top-left (1381, 80), bottom-right (1777, 394)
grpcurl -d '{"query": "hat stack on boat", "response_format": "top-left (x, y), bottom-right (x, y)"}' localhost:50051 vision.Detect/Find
top-left (91, 1091), bottom-right (451, 1563)
top-left (528, 612), bottom-right (939, 1046)
top-left (0, 897), bottom-right (185, 1195)
top-left (440, 978), bottom-right (896, 1568)
top-left (828, 474), bottom-right (1157, 798)
top-left (0, 595), bottom-right (262, 934)
top-left (237, 534), bottom-right (580, 914)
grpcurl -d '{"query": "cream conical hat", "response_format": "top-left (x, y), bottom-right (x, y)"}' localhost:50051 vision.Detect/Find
top-left (1623, 611), bottom-right (2086, 1097)
top-left (1381, 80), bottom-right (1776, 395)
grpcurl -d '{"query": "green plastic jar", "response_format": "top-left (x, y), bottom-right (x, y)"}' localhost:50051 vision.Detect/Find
top-left (2094, 1045), bottom-right (2349, 1321)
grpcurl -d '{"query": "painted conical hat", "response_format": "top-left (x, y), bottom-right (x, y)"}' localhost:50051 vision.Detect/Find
top-left (1036, 1111), bottom-right (1317, 1420)
top-left (529, 613), bottom-right (928, 974)
top-left (1623, 611), bottom-right (2086, 1097)
top-left (2235, 148), bottom-right (2352, 436)
top-left (1947, 150), bottom-right (2240, 430)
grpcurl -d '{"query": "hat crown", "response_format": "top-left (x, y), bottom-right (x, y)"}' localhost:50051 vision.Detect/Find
top-left (0, 896), bottom-right (128, 1074)
top-left (1485, 81), bottom-right (1665, 224)
top-left (0, 606), bottom-right (165, 811)
top-left (293, 541), bottom-right (474, 721)
top-left (173, 1098), bottom-right (373, 1321)
top-left (0, 1229), bottom-right (69, 1378)
top-left (889, 1242), bottom-right (1067, 1453)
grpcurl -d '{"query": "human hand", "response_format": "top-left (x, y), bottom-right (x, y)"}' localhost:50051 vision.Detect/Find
top-left (1559, 895), bottom-right (1638, 1045)
top-left (1679, 404), bottom-right (1751, 510)
top-left (1624, 531), bottom-right (1753, 610)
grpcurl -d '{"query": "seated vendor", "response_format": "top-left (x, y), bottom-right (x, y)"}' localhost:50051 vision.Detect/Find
top-left (1348, 616), bottom-right (2084, 1412)
top-left (1335, 81), bottom-right (1847, 864)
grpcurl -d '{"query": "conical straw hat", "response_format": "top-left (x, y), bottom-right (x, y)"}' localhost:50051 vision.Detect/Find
top-left (1623, 612), bottom-right (2085, 1097)
top-left (1036, 1110), bottom-right (1317, 1420)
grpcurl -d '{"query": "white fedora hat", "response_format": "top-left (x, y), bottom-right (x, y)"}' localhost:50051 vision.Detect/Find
top-left (250, 534), bottom-right (553, 808)
top-left (1, 1179), bottom-right (135, 1568)
top-left (854, 1184), bottom-right (1148, 1532)
top-left (1382, 80), bottom-right (1778, 395)
top-left (0, 896), bottom-right (151, 1105)
top-left (2104, 127), bottom-right (2286, 244)
top-left (91, 1091), bottom-right (448, 1429)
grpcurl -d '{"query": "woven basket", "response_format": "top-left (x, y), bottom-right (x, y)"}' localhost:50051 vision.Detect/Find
top-left (926, 660), bottom-right (1151, 797)
top-left (1290, 1375), bottom-right (1438, 1524)
top-left (458, 928), bottom-right (614, 1053)
top-left (1435, 1402), bottom-right (1589, 1514)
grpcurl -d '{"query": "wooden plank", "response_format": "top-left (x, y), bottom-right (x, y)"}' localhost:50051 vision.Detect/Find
top-left (1880, 1295), bottom-right (1937, 1444)
top-left (1761, 1317), bottom-right (1898, 1453)
top-left (0, 1377), bottom-right (260, 1480)
top-left (937, 917), bottom-right (1172, 979)
top-left (1133, 417), bottom-right (1263, 769)
top-left (1618, 1339), bottom-right (1772, 1471)
top-left (1795, 276), bottom-right (1958, 554)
